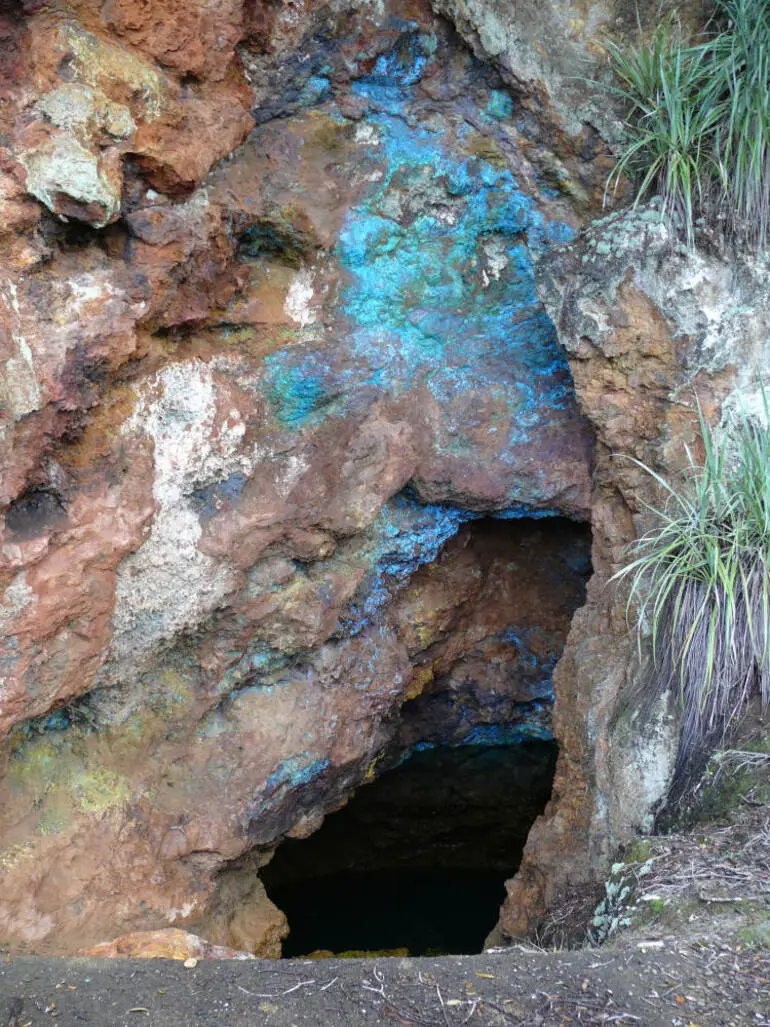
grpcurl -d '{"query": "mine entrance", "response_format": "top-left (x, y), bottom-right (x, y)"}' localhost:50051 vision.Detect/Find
top-left (261, 740), bottom-right (557, 957)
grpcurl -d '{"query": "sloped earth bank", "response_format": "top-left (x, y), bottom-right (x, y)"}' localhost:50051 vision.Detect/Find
top-left (2, 0), bottom-right (770, 962)
top-left (1, 942), bottom-right (769, 1026)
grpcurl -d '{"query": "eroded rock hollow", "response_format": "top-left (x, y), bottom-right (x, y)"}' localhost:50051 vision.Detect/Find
top-left (5, 0), bottom-right (765, 958)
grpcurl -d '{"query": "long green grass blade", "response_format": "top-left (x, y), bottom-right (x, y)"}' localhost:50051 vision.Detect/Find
top-left (614, 383), bottom-right (770, 776)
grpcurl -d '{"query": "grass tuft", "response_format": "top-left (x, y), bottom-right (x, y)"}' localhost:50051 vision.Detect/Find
top-left (603, 0), bottom-right (770, 250)
top-left (614, 394), bottom-right (770, 776)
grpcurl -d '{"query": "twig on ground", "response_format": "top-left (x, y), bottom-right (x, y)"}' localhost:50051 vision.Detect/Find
top-left (435, 985), bottom-right (450, 1027)
top-left (239, 979), bottom-right (316, 999)
top-left (459, 1000), bottom-right (480, 1026)
top-left (362, 968), bottom-right (387, 997)
top-left (477, 999), bottom-right (525, 1024)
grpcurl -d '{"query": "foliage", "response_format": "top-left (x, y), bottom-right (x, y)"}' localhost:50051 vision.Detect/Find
top-left (603, 0), bottom-right (770, 250)
top-left (614, 397), bottom-right (770, 774)
top-left (646, 897), bottom-right (666, 916)
top-left (709, 0), bottom-right (770, 246)
top-left (588, 859), bottom-right (655, 944)
top-left (738, 916), bottom-right (770, 949)
top-left (688, 743), bottom-right (770, 822)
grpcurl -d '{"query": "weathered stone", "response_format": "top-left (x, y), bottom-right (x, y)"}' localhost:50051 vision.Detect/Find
top-left (20, 133), bottom-right (124, 228)
top-left (98, 0), bottom-right (245, 80)
top-left (0, 441), bottom-right (156, 737)
top-left (82, 928), bottom-right (256, 959)
top-left (490, 209), bottom-right (770, 944)
top-left (17, 15), bottom-right (254, 222)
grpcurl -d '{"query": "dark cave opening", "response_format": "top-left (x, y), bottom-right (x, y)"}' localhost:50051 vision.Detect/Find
top-left (251, 515), bottom-right (592, 958)
top-left (261, 740), bottom-right (558, 957)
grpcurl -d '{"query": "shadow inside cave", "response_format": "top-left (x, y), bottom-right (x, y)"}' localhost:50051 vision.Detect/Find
top-left (261, 741), bottom-right (558, 957)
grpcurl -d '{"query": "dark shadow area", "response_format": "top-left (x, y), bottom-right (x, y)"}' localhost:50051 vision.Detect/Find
top-left (262, 741), bottom-right (557, 957)
top-left (269, 867), bottom-right (507, 957)
top-left (4, 488), bottom-right (67, 542)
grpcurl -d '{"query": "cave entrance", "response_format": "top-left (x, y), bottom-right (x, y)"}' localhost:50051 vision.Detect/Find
top-left (261, 739), bottom-right (557, 957)
top-left (255, 515), bottom-right (591, 957)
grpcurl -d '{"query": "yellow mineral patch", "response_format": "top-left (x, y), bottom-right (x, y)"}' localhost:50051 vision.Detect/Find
top-left (0, 842), bottom-right (35, 872)
top-left (364, 751), bottom-right (385, 780)
top-left (407, 663), bottom-right (435, 700)
top-left (7, 738), bottom-right (59, 804)
top-left (8, 729), bottom-right (133, 820)
top-left (464, 133), bottom-right (507, 167)
top-left (60, 23), bottom-right (169, 122)
top-left (71, 767), bottom-right (131, 815)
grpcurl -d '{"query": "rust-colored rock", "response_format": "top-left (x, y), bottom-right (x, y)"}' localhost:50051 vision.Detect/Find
top-left (0, 441), bottom-right (155, 736)
top-left (97, 0), bottom-right (245, 80)
top-left (17, 14), bottom-right (253, 222)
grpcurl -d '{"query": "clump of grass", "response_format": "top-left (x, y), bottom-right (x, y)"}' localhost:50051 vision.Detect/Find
top-left (604, 17), bottom-right (722, 248)
top-left (710, 0), bottom-right (770, 246)
top-left (738, 917), bottom-right (770, 949)
top-left (614, 395), bottom-right (770, 776)
top-left (604, 0), bottom-right (770, 250)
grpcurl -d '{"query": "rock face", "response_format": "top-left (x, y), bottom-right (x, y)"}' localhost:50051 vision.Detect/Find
top-left (490, 210), bottom-right (770, 943)
top-left (0, 0), bottom-right (736, 956)
top-left (0, 0), bottom-right (599, 955)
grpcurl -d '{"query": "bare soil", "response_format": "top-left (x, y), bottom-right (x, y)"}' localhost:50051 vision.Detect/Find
top-left (0, 932), bottom-right (768, 1026)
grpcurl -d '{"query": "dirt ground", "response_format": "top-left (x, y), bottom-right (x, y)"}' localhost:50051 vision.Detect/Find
top-left (0, 937), bottom-right (768, 1027)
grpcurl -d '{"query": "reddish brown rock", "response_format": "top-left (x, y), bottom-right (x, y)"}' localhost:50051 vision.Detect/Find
top-left (0, 439), bottom-right (156, 736)
top-left (17, 14), bottom-right (253, 222)
top-left (130, 75), bottom-right (255, 194)
top-left (98, 0), bottom-right (245, 80)
top-left (0, 0), bottom-right (595, 956)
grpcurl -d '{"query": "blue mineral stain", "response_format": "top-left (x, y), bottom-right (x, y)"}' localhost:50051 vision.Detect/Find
top-left (339, 492), bottom-right (570, 635)
top-left (191, 473), bottom-right (247, 522)
top-left (248, 755), bottom-right (331, 818)
top-left (336, 144), bottom-right (566, 361)
top-left (461, 720), bottom-right (553, 745)
top-left (329, 90), bottom-right (576, 466)
top-left (213, 642), bottom-right (288, 698)
top-left (238, 221), bottom-right (302, 262)
top-left (498, 625), bottom-right (564, 696)
top-left (493, 505), bottom-right (560, 520)
top-left (486, 89), bottom-right (514, 121)
top-left (298, 75), bottom-right (331, 106)
top-left (397, 707), bottom-right (553, 765)
top-left (343, 494), bottom-right (472, 633)
top-left (248, 21), bottom-right (577, 472)
top-left (352, 29), bottom-right (435, 95)
top-left (262, 356), bottom-right (329, 426)
top-left (413, 740), bottom-right (437, 754)
top-left (42, 708), bottom-right (72, 733)
top-left (13, 707), bottom-right (73, 740)
top-left (265, 755), bottom-right (330, 794)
